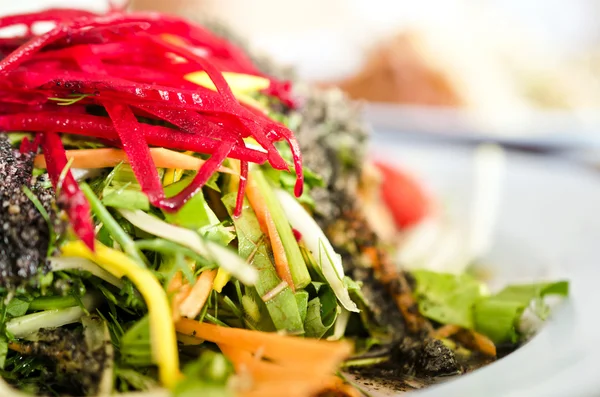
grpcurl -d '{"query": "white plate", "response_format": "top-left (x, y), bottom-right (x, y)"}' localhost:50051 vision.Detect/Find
top-left (366, 135), bottom-right (600, 397)
top-left (365, 103), bottom-right (600, 150)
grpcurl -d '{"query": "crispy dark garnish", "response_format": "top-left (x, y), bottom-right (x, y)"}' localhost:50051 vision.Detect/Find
top-left (7, 326), bottom-right (109, 396)
top-left (0, 135), bottom-right (57, 288)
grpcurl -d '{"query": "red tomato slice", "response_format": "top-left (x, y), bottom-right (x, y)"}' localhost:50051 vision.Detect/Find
top-left (374, 160), bottom-right (430, 228)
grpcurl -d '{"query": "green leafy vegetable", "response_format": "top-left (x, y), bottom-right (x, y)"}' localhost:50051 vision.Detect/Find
top-left (163, 177), bottom-right (234, 245)
top-left (115, 367), bottom-right (157, 392)
top-left (163, 177), bottom-right (217, 230)
top-left (159, 252), bottom-right (196, 286)
top-left (412, 270), bottom-right (483, 329)
top-left (173, 351), bottom-right (234, 397)
top-left (295, 290), bottom-right (309, 324)
top-left (120, 316), bottom-right (153, 367)
top-left (304, 283), bottom-right (340, 338)
top-left (223, 193), bottom-right (304, 334)
top-left (474, 281), bottom-right (569, 343)
top-left (6, 298), bottom-right (29, 318)
top-left (412, 270), bottom-right (569, 343)
top-left (102, 164), bottom-right (150, 211)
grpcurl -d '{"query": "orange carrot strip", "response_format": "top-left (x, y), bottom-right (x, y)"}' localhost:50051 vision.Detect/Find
top-left (453, 328), bottom-right (497, 357)
top-left (8, 342), bottom-right (31, 354)
top-left (33, 148), bottom-right (235, 174)
top-left (168, 272), bottom-right (192, 322)
top-left (470, 330), bottom-right (497, 357)
top-left (245, 175), bottom-right (268, 233)
top-left (264, 210), bottom-right (295, 292)
top-left (246, 175), bottom-right (295, 291)
top-left (171, 284), bottom-right (192, 322)
top-left (433, 324), bottom-right (460, 339)
top-left (167, 271), bottom-right (184, 294)
top-left (179, 269), bottom-right (217, 319)
top-left (220, 344), bottom-right (342, 397)
top-left (175, 319), bottom-right (352, 365)
top-left (218, 344), bottom-right (332, 383)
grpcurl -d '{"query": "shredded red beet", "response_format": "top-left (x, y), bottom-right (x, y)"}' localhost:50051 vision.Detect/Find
top-left (235, 160), bottom-right (249, 217)
top-left (292, 228), bottom-right (303, 242)
top-left (0, 7), bottom-right (303, 239)
top-left (40, 132), bottom-right (95, 250)
top-left (19, 134), bottom-right (41, 154)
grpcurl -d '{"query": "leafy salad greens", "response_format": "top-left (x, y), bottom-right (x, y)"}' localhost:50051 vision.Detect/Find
top-left (0, 5), bottom-right (568, 397)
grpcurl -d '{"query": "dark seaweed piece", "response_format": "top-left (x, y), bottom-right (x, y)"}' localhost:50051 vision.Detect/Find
top-left (415, 338), bottom-right (462, 377)
top-left (348, 337), bottom-right (461, 392)
top-left (5, 326), bottom-right (109, 396)
top-left (329, 208), bottom-right (407, 342)
top-left (0, 135), bottom-right (59, 288)
top-left (293, 85), bottom-right (371, 227)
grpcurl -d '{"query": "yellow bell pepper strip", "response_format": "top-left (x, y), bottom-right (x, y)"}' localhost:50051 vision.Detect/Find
top-left (212, 268), bottom-right (231, 293)
top-left (164, 150), bottom-right (194, 185)
top-left (184, 71), bottom-right (270, 93)
top-left (61, 240), bottom-right (180, 388)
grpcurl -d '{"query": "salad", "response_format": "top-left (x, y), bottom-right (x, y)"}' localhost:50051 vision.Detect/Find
top-left (0, 5), bottom-right (568, 397)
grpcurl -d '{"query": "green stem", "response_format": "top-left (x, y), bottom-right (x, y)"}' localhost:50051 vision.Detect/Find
top-left (81, 183), bottom-right (146, 267)
top-left (135, 239), bottom-right (211, 267)
top-left (28, 295), bottom-right (79, 311)
top-left (204, 314), bottom-right (229, 327)
top-left (251, 169), bottom-right (311, 289)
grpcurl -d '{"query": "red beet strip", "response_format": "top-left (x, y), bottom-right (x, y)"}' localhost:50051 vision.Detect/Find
top-left (40, 131), bottom-right (95, 250)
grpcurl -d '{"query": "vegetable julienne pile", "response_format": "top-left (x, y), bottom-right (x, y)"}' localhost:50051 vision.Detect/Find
top-left (0, 6), bottom-right (570, 397)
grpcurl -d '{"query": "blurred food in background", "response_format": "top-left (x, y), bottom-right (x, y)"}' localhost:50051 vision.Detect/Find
top-left (334, 29), bottom-right (600, 112)
top-left (334, 32), bottom-right (464, 107)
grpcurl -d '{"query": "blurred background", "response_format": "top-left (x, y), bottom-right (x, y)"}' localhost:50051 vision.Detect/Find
top-left (3, 0), bottom-right (600, 153)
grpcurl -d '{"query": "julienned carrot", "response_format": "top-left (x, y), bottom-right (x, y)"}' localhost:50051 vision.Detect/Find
top-left (244, 175), bottom-right (268, 234)
top-left (264, 210), bottom-right (295, 292)
top-left (167, 271), bottom-right (184, 294)
top-left (433, 324), bottom-right (460, 339)
top-left (219, 344), bottom-right (352, 397)
top-left (245, 175), bottom-right (295, 292)
top-left (167, 272), bottom-right (192, 322)
top-left (433, 325), bottom-right (496, 356)
top-left (33, 147), bottom-right (236, 174)
top-left (219, 344), bottom-right (324, 382)
top-left (465, 330), bottom-right (497, 357)
top-left (178, 269), bottom-right (217, 319)
top-left (175, 318), bottom-right (352, 365)
top-left (171, 285), bottom-right (191, 322)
